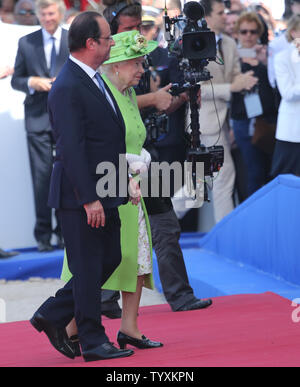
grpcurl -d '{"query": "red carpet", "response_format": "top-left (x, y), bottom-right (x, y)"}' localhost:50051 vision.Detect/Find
top-left (1, 292), bottom-right (300, 367)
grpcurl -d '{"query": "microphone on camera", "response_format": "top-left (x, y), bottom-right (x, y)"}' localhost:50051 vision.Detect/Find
top-left (183, 1), bottom-right (205, 21)
top-left (163, 10), bottom-right (172, 42)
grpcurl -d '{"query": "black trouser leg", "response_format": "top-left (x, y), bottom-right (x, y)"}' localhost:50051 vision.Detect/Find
top-left (27, 131), bottom-right (54, 243)
top-left (37, 209), bottom-right (122, 352)
top-left (101, 289), bottom-right (121, 312)
top-left (149, 209), bottom-right (196, 311)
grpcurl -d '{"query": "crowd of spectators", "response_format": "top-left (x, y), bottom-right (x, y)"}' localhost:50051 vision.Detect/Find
top-left (1, 0), bottom-right (300, 254)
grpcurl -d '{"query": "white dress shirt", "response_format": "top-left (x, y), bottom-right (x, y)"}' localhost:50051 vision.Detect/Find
top-left (28, 27), bottom-right (62, 94)
top-left (42, 27), bottom-right (62, 70)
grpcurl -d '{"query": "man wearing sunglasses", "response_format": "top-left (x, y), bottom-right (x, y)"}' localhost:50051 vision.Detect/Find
top-left (14, 0), bottom-right (38, 25)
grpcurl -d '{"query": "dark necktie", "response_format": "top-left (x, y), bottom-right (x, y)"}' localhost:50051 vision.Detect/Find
top-left (217, 38), bottom-right (224, 62)
top-left (94, 72), bottom-right (106, 94)
top-left (94, 72), bottom-right (117, 114)
top-left (50, 36), bottom-right (57, 77)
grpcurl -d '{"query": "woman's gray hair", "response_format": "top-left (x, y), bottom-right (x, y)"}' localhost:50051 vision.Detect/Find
top-left (286, 15), bottom-right (300, 43)
top-left (35, 0), bottom-right (66, 15)
top-left (100, 63), bottom-right (117, 76)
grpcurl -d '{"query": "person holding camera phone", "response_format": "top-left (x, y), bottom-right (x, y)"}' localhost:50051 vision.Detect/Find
top-left (230, 11), bottom-right (277, 197)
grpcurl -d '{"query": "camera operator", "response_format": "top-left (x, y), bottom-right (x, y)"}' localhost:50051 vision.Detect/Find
top-left (101, 0), bottom-right (213, 318)
top-left (191, 0), bottom-right (258, 223)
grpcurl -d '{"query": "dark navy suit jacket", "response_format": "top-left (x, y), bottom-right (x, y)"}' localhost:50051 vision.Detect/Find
top-left (47, 59), bottom-right (127, 210)
top-left (11, 28), bottom-right (69, 133)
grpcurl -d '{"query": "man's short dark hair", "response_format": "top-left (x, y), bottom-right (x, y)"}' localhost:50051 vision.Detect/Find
top-left (103, 0), bottom-right (142, 34)
top-left (68, 11), bottom-right (103, 53)
top-left (200, 0), bottom-right (224, 16)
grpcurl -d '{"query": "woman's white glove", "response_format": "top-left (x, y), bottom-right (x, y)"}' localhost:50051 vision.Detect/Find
top-left (140, 147), bottom-right (151, 169)
top-left (126, 148), bottom-right (151, 176)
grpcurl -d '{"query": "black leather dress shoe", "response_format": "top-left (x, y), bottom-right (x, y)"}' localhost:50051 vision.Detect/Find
top-left (37, 242), bottom-right (53, 253)
top-left (83, 342), bottom-right (134, 362)
top-left (0, 248), bottom-right (19, 259)
top-left (70, 335), bottom-right (81, 357)
top-left (177, 298), bottom-right (213, 311)
top-left (101, 309), bottom-right (122, 319)
top-left (117, 331), bottom-right (163, 350)
top-left (30, 312), bottom-right (75, 359)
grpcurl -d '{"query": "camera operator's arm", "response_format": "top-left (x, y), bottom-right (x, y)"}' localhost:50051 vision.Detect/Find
top-left (136, 83), bottom-right (173, 111)
top-left (164, 53), bottom-right (190, 114)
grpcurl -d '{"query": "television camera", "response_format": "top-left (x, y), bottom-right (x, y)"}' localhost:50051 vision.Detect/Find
top-left (164, 1), bottom-right (224, 201)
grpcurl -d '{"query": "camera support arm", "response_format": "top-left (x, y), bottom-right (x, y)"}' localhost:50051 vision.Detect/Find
top-left (189, 83), bottom-right (201, 150)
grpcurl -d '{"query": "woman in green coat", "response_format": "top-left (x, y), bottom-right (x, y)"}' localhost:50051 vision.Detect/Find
top-left (61, 30), bottom-right (163, 351)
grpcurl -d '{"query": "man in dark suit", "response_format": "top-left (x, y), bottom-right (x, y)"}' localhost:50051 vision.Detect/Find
top-left (30, 11), bottom-right (134, 362)
top-left (11, 0), bottom-right (69, 252)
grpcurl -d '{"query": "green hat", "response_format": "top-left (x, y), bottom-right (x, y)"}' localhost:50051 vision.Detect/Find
top-left (104, 30), bottom-right (158, 65)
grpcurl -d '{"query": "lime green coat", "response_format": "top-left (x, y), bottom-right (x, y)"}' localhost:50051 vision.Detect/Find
top-left (60, 75), bottom-right (154, 292)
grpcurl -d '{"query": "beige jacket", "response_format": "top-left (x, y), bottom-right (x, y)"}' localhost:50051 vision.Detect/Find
top-left (197, 34), bottom-right (241, 141)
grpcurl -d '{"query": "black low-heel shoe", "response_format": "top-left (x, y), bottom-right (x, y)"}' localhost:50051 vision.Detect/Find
top-left (117, 331), bottom-right (163, 350)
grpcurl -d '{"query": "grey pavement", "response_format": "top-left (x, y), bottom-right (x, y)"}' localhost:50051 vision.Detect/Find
top-left (0, 278), bottom-right (167, 323)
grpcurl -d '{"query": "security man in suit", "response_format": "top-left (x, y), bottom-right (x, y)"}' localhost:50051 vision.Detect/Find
top-left (11, 0), bottom-right (69, 252)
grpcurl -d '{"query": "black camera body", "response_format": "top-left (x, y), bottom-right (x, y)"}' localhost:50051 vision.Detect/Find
top-left (144, 112), bottom-right (168, 144)
top-left (164, 1), bottom-right (224, 200)
top-left (182, 31), bottom-right (217, 61)
top-left (187, 146), bottom-right (224, 177)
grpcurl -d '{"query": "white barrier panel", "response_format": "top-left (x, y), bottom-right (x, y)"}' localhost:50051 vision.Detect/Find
top-left (0, 22), bottom-right (40, 249)
top-left (0, 298), bottom-right (6, 323)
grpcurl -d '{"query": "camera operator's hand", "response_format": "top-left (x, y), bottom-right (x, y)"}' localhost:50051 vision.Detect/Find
top-left (230, 71), bottom-right (258, 93)
top-left (153, 83), bottom-right (173, 111)
top-left (136, 84), bottom-right (173, 111)
top-left (166, 91), bottom-right (189, 114)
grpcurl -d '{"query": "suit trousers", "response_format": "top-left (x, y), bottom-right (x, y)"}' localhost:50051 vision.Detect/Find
top-left (148, 209), bottom-right (196, 310)
top-left (37, 208), bottom-right (122, 351)
top-left (101, 208), bottom-right (196, 311)
top-left (27, 131), bottom-right (58, 243)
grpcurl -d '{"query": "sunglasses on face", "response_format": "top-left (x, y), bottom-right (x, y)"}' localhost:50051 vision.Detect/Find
top-left (18, 9), bottom-right (35, 15)
top-left (239, 29), bottom-right (258, 35)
